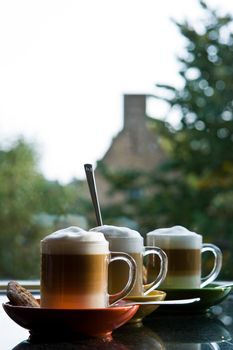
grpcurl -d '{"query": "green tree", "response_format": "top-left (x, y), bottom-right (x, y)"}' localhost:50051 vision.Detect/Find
top-left (152, 0), bottom-right (233, 263)
top-left (0, 138), bottom-right (47, 278)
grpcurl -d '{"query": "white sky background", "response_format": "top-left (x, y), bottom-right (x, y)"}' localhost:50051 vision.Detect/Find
top-left (0, 0), bottom-right (232, 183)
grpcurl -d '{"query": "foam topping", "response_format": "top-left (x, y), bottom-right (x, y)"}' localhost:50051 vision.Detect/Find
top-left (91, 225), bottom-right (143, 253)
top-left (41, 226), bottom-right (109, 254)
top-left (147, 225), bottom-right (202, 249)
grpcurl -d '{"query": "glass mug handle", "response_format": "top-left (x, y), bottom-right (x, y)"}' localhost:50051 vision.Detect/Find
top-left (143, 247), bottom-right (168, 296)
top-left (201, 243), bottom-right (222, 288)
top-left (108, 252), bottom-right (137, 306)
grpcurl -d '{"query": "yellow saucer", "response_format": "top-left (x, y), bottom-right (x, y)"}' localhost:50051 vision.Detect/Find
top-left (124, 290), bottom-right (166, 324)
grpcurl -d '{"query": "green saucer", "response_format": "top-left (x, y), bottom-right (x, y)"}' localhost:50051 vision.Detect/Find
top-left (152, 282), bottom-right (232, 314)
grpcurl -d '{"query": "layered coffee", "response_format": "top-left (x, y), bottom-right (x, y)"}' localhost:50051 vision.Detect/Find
top-left (40, 226), bottom-right (109, 309)
top-left (91, 225), bottom-right (144, 296)
top-left (147, 226), bottom-right (204, 288)
top-left (91, 225), bottom-right (167, 296)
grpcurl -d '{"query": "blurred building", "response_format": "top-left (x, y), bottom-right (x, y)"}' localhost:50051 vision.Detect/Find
top-left (95, 94), bottom-right (166, 205)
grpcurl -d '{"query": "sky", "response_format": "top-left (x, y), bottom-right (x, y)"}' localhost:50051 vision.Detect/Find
top-left (0, 0), bottom-right (232, 183)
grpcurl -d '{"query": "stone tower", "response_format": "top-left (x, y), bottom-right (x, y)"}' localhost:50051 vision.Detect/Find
top-left (95, 94), bottom-right (166, 204)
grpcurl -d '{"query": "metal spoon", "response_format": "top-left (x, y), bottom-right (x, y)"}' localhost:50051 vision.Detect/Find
top-left (84, 163), bottom-right (103, 226)
top-left (118, 298), bottom-right (200, 306)
top-left (213, 283), bottom-right (233, 289)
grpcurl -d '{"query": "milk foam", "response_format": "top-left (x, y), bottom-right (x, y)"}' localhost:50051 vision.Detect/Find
top-left (147, 225), bottom-right (202, 249)
top-left (41, 226), bottom-right (109, 254)
top-left (91, 225), bottom-right (143, 253)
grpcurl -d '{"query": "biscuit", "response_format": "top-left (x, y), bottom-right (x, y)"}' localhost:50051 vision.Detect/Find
top-left (7, 281), bottom-right (39, 307)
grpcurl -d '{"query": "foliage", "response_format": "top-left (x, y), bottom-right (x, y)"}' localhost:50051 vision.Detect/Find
top-left (152, 0), bottom-right (233, 279)
top-left (0, 138), bottom-right (46, 278)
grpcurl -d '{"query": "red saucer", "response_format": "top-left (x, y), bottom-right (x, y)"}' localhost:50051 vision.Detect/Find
top-left (2, 299), bottom-right (139, 339)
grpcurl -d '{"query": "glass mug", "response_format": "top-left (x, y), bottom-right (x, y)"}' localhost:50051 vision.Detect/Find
top-left (146, 225), bottom-right (222, 289)
top-left (91, 225), bottom-right (168, 296)
top-left (40, 226), bottom-right (137, 309)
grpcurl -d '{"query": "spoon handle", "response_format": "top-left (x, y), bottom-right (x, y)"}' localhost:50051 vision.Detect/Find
top-left (84, 164), bottom-right (103, 226)
top-left (214, 283), bottom-right (233, 289)
top-left (122, 298), bottom-right (200, 306)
